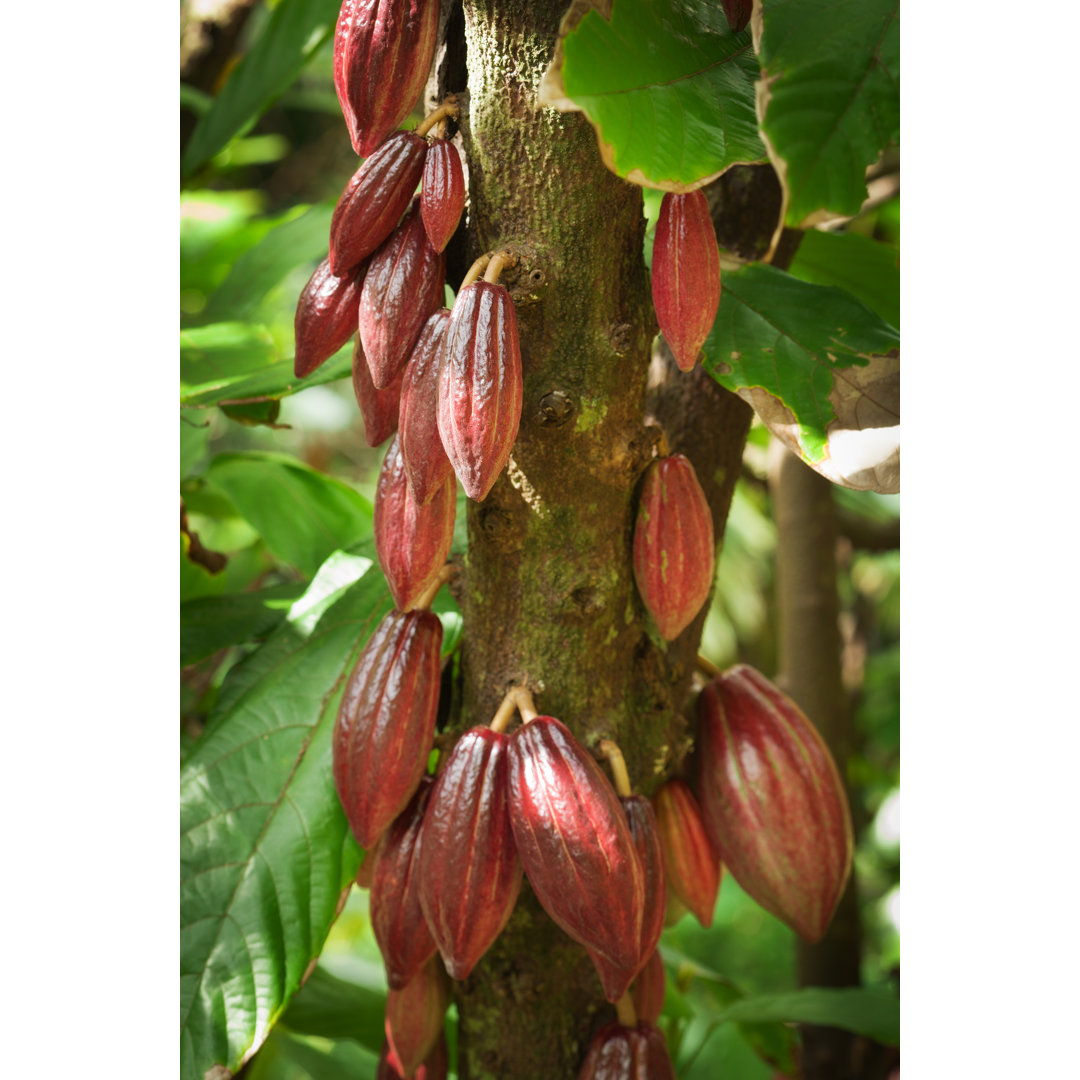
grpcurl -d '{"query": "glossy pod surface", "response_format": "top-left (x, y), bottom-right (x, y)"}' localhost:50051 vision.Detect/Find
top-left (652, 778), bottom-right (721, 928)
top-left (352, 334), bottom-right (404, 448)
top-left (420, 138), bottom-right (466, 253)
top-left (384, 954), bottom-right (449, 1078)
top-left (576, 1022), bottom-right (675, 1080)
top-left (293, 257), bottom-right (366, 378)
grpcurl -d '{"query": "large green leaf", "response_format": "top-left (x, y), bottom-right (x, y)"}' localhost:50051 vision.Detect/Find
top-left (702, 264), bottom-right (899, 492)
top-left (206, 452), bottom-right (372, 578)
top-left (180, 562), bottom-right (392, 1080)
top-left (181, 0), bottom-right (341, 177)
top-left (280, 965), bottom-right (385, 1054)
top-left (756, 0), bottom-right (900, 226)
top-left (541, 0), bottom-right (766, 189)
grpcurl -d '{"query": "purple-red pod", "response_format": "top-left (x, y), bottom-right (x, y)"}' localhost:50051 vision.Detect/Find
top-left (632, 949), bottom-right (666, 1026)
top-left (721, 0), bottom-right (752, 33)
top-left (652, 778), bottom-right (722, 929)
top-left (384, 954), bottom-right (450, 1078)
top-left (330, 131), bottom-right (428, 275)
top-left (377, 1030), bottom-right (448, 1080)
top-left (420, 139), bottom-right (466, 254)
top-left (352, 334), bottom-right (404, 447)
top-left (359, 201), bottom-right (446, 389)
top-left (576, 1022), bottom-right (676, 1080)
top-left (293, 257), bottom-right (366, 378)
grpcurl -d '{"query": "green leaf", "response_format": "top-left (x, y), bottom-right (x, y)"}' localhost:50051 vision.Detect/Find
top-left (280, 966), bottom-right (385, 1055)
top-left (702, 264), bottom-right (899, 492)
top-left (180, 582), bottom-right (307, 667)
top-left (206, 452), bottom-right (372, 578)
top-left (787, 229), bottom-right (900, 330)
top-left (550, 0), bottom-right (766, 188)
top-left (180, 564), bottom-right (393, 1080)
top-left (181, 413), bottom-right (213, 478)
top-left (182, 0), bottom-right (341, 177)
top-left (757, 0), bottom-right (899, 226)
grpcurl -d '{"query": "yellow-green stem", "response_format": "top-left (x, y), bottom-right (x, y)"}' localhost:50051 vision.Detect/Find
top-left (615, 992), bottom-right (637, 1027)
top-left (696, 654), bottom-right (722, 680)
top-left (599, 739), bottom-right (632, 797)
top-left (417, 564), bottom-right (456, 612)
top-left (416, 99), bottom-right (460, 138)
top-left (460, 254), bottom-right (492, 291)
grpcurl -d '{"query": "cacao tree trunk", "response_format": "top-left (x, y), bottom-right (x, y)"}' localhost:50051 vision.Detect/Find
top-left (433, 2), bottom-right (750, 1076)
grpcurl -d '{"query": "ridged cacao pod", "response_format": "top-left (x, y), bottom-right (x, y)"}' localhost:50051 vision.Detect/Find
top-left (653, 779), bottom-right (721, 928)
top-left (415, 727), bottom-right (522, 980)
top-left (371, 778), bottom-right (438, 989)
top-left (632, 949), bottom-right (666, 1026)
top-left (577, 1022), bottom-right (675, 1080)
top-left (632, 453), bottom-right (715, 641)
top-left (352, 334), bottom-right (404, 447)
top-left (377, 1031), bottom-right (448, 1080)
top-left (507, 717), bottom-right (644, 974)
top-left (330, 131), bottom-right (428, 275)
top-left (384, 954), bottom-right (449, 1078)
top-left (587, 794), bottom-right (666, 1002)
top-left (721, 0), bottom-right (752, 33)
top-left (436, 279), bottom-right (522, 501)
top-left (293, 256), bottom-right (366, 378)
top-left (333, 0), bottom-right (440, 158)
top-left (373, 435), bottom-right (455, 611)
top-left (398, 309), bottom-right (454, 505)
top-left (332, 608), bottom-right (442, 849)
top-left (696, 665), bottom-right (854, 943)
top-left (420, 139), bottom-right (466, 254)
top-left (651, 190), bottom-right (721, 371)
top-left (360, 201), bottom-right (446, 389)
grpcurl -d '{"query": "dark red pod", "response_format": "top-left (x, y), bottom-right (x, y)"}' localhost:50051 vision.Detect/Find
top-left (360, 201), bottom-right (446, 389)
top-left (577, 1022), bottom-right (675, 1080)
top-left (721, 0), bottom-right (752, 32)
top-left (377, 1030), bottom-right (448, 1080)
top-left (415, 727), bottom-right (523, 980)
top-left (632, 949), bottom-right (666, 1026)
top-left (632, 453), bottom-right (715, 641)
top-left (373, 435), bottom-right (456, 612)
top-left (332, 608), bottom-right (442, 850)
top-left (352, 334), bottom-right (404, 447)
top-left (293, 256), bottom-right (366, 378)
top-left (333, 0), bottom-right (440, 158)
top-left (651, 189), bottom-right (721, 371)
top-left (371, 778), bottom-right (438, 989)
top-left (384, 954), bottom-right (449, 1078)
top-left (330, 131), bottom-right (428, 275)
top-left (398, 309), bottom-right (454, 505)
top-left (653, 778), bottom-right (721, 928)
top-left (507, 717), bottom-right (644, 974)
top-left (436, 280), bottom-right (522, 501)
top-left (420, 138), bottom-right (466, 254)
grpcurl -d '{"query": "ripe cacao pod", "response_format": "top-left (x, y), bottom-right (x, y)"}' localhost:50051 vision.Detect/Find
top-left (384, 954), bottom-right (449, 1078)
top-left (651, 189), bottom-right (721, 371)
top-left (696, 664), bottom-right (854, 943)
top-left (507, 716), bottom-right (644, 974)
top-left (373, 435), bottom-right (456, 611)
top-left (378, 1031), bottom-right (448, 1080)
top-left (371, 778), bottom-right (438, 989)
top-left (333, 0), bottom-right (440, 158)
top-left (415, 727), bottom-right (522, 980)
top-left (293, 256), bottom-right (366, 378)
top-left (420, 138), bottom-right (466, 254)
top-left (721, 0), bottom-right (752, 33)
top-left (652, 778), bottom-right (721, 928)
top-left (359, 200), bottom-right (446, 389)
top-left (436, 279), bottom-right (522, 501)
top-left (330, 130), bottom-right (428, 275)
top-left (632, 453), bottom-right (715, 641)
top-left (632, 949), bottom-right (666, 1026)
top-left (398, 309), bottom-right (454, 505)
top-left (333, 608), bottom-right (442, 849)
top-left (587, 794), bottom-right (665, 1002)
top-left (577, 1022), bottom-right (675, 1080)
top-left (352, 334), bottom-right (404, 447)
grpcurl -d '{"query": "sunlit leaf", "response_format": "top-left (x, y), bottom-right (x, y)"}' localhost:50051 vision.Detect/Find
top-left (280, 965), bottom-right (385, 1055)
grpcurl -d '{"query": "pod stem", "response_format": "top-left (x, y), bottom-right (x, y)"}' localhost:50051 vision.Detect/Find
top-left (460, 254), bottom-right (492, 291)
top-left (483, 250), bottom-right (517, 285)
top-left (416, 564), bottom-right (457, 611)
top-left (416, 99), bottom-right (460, 138)
top-left (599, 739), bottom-right (632, 798)
top-left (490, 685), bottom-right (539, 732)
top-left (615, 992), bottom-right (637, 1027)
top-left (696, 654), bottom-right (722, 680)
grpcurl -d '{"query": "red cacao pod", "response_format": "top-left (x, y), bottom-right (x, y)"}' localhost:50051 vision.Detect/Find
top-left (587, 794), bottom-right (666, 1002)
top-left (632, 949), bottom-right (666, 1026)
top-left (332, 608), bottom-right (442, 849)
top-left (436, 279), bottom-right (522, 501)
top-left (577, 1022), bottom-right (675, 1080)
top-left (651, 190), bottom-right (721, 371)
top-left (330, 130), bottom-right (428, 275)
top-left (333, 0), bottom-right (440, 158)
top-left (420, 138), bottom-right (466, 254)
top-left (721, 0), bottom-right (752, 33)
top-left (652, 778), bottom-right (721, 928)
top-left (507, 717), bottom-right (644, 974)
top-left (373, 435), bottom-right (456, 611)
top-left (378, 1031), bottom-right (448, 1080)
top-left (632, 453), bottom-right (715, 641)
top-left (360, 200), bottom-right (446, 389)
top-left (398, 309), bottom-right (454, 505)
top-left (352, 334), bottom-right (404, 447)
top-left (384, 954), bottom-right (449, 1078)
top-left (293, 256), bottom-right (366, 378)
top-left (371, 778), bottom-right (438, 989)
top-left (415, 727), bottom-right (522, 980)
top-left (696, 665), bottom-right (854, 943)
